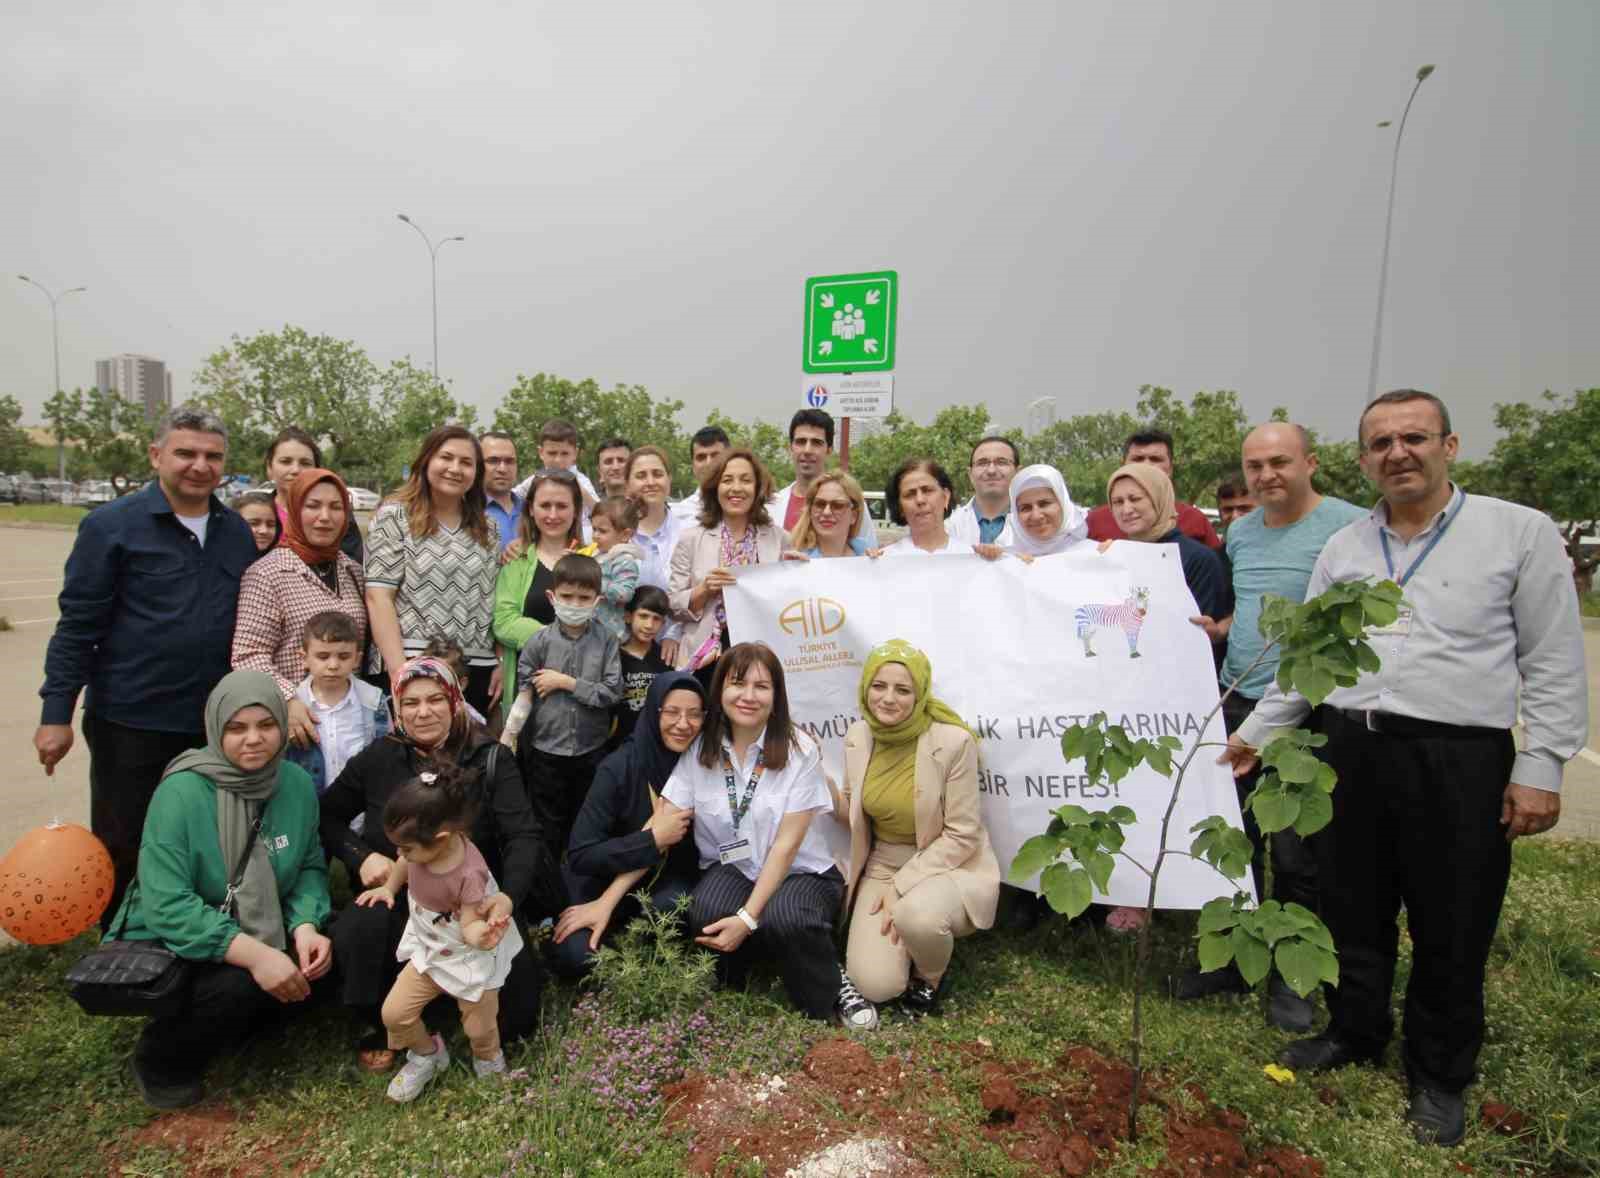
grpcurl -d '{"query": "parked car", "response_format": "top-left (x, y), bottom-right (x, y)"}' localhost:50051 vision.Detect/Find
top-left (75, 480), bottom-right (117, 507)
top-left (347, 486), bottom-right (381, 511)
top-left (0, 474), bottom-right (19, 503)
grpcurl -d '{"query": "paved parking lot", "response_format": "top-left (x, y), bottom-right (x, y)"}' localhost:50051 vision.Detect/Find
top-left (3, 519), bottom-right (1599, 883)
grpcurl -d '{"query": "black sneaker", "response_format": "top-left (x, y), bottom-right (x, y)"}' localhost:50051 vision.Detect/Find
top-left (902, 974), bottom-right (941, 1017)
top-left (131, 1054), bottom-right (204, 1110)
top-left (835, 974), bottom-right (879, 1033)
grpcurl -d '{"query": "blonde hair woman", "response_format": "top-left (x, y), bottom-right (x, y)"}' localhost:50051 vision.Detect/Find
top-left (788, 472), bottom-right (870, 557)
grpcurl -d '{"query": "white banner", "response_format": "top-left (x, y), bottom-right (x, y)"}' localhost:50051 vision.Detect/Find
top-left (724, 546), bottom-right (1253, 909)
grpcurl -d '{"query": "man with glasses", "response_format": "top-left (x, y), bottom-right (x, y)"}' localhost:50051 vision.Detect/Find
top-left (947, 436), bottom-right (1020, 545)
top-left (479, 431), bottom-right (522, 554)
top-left (1222, 390), bottom-right (1586, 1147)
top-left (1086, 428), bottom-right (1222, 549)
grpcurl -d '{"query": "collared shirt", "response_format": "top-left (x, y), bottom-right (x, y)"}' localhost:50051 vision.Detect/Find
top-left (946, 498), bottom-right (1013, 546)
top-left (41, 482), bottom-right (258, 732)
top-left (1238, 487), bottom-right (1588, 792)
top-left (293, 675), bottom-right (387, 789)
top-left (485, 491), bottom-right (524, 555)
top-left (1221, 497), bottom-right (1367, 698)
top-left (515, 621), bottom-right (622, 756)
top-left (662, 728), bottom-right (836, 882)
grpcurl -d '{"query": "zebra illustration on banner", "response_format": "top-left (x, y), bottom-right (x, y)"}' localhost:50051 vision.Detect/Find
top-left (1075, 586), bottom-right (1151, 659)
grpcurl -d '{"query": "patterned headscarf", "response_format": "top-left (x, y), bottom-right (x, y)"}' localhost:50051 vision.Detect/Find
top-left (1106, 463), bottom-right (1179, 544)
top-left (280, 468), bottom-right (352, 566)
top-left (392, 656), bottom-right (467, 748)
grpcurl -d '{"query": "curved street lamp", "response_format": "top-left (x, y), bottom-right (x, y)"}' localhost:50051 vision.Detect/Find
top-left (396, 214), bottom-right (465, 381)
top-left (1366, 64), bottom-right (1436, 404)
top-left (17, 274), bottom-right (88, 480)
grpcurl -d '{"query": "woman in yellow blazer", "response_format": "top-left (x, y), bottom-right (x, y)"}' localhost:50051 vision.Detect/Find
top-left (830, 639), bottom-right (999, 1014)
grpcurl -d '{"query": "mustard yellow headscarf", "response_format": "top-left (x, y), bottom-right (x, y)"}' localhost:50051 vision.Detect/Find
top-left (858, 640), bottom-right (972, 841)
top-left (1106, 463), bottom-right (1179, 543)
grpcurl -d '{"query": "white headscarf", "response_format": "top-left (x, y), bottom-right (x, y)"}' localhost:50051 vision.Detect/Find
top-left (1006, 464), bottom-right (1088, 557)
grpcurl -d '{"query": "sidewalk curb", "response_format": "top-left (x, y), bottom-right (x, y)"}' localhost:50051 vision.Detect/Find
top-left (0, 521), bottom-right (79, 533)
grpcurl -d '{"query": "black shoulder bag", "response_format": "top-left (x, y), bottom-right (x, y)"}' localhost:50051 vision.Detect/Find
top-left (66, 813), bottom-right (265, 1018)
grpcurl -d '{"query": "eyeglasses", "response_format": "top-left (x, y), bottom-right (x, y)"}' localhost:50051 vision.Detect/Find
top-left (972, 459), bottom-right (1016, 471)
top-left (811, 498), bottom-right (855, 516)
top-left (661, 707), bottom-right (704, 725)
top-left (1362, 431), bottom-right (1446, 456)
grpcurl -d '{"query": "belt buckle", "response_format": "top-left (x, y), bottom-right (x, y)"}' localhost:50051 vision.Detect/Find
top-left (1364, 709), bottom-right (1379, 733)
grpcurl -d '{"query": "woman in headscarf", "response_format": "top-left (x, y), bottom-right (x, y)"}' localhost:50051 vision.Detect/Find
top-left (1099, 463), bottom-right (1232, 934)
top-left (1102, 462), bottom-right (1231, 621)
top-left (550, 671), bottom-right (707, 978)
top-left (830, 641), bottom-right (999, 1014)
top-left (232, 468), bottom-right (368, 746)
top-left (1005, 464), bottom-right (1089, 558)
top-left (110, 671), bottom-right (333, 1109)
top-left (320, 657), bottom-right (560, 1070)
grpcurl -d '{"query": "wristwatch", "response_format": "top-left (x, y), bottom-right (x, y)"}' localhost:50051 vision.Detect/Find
top-left (736, 907), bottom-right (760, 932)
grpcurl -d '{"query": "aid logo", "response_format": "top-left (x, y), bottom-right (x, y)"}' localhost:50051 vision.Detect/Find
top-left (779, 596), bottom-right (847, 638)
top-left (805, 384), bottom-right (830, 409)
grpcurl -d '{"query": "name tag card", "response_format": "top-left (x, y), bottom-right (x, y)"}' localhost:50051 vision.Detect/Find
top-left (718, 838), bottom-right (753, 866)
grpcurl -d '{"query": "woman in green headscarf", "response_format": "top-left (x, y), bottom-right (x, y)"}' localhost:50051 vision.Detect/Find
top-left (829, 640), bottom-right (999, 1015)
top-left (110, 670), bottom-right (333, 1110)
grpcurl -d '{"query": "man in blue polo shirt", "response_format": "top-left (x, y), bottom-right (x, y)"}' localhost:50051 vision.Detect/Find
top-left (479, 430), bottom-right (523, 554)
top-left (1176, 422), bottom-right (1364, 1027)
top-left (35, 404), bottom-right (258, 929)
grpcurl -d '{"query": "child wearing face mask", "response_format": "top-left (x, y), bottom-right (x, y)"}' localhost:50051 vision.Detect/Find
top-left (500, 553), bottom-right (623, 866)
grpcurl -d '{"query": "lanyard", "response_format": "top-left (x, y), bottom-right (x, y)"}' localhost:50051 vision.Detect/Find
top-left (721, 745), bottom-right (765, 834)
top-left (1379, 490), bottom-right (1465, 587)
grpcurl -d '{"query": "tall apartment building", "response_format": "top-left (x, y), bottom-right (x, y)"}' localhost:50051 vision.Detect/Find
top-left (94, 354), bottom-right (173, 421)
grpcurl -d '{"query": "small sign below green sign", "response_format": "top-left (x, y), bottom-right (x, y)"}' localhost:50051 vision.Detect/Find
top-left (803, 270), bottom-right (897, 373)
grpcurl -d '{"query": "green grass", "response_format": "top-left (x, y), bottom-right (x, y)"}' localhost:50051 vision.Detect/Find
top-left (3, 838), bottom-right (1597, 1177)
top-left (1581, 592), bottom-right (1600, 619)
top-left (0, 503), bottom-right (89, 527)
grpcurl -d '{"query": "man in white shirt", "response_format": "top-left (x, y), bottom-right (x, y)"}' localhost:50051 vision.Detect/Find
top-left (947, 436), bottom-right (1019, 546)
top-left (768, 409), bottom-right (880, 547)
top-left (672, 426), bottom-right (731, 525)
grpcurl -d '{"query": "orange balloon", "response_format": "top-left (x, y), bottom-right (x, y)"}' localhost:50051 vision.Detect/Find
top-left (0, 823), bottom-right (115, 945)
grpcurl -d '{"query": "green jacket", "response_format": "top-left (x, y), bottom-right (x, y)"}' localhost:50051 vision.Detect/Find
top-left (110, 763), bottom-right (330, 961)
top-left (493, 554), bottom-right (545, 721)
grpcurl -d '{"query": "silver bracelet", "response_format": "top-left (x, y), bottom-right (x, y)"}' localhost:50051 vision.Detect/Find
top-left (736, 906), bottom-right (760, 932)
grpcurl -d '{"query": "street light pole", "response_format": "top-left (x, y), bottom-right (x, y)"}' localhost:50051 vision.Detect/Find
top-left (396, 214), bottom-right (465, 382)
top-left (1366, 64), bottom-right (1436, 404)
top-left (17, 275), bottom-right (87, 481)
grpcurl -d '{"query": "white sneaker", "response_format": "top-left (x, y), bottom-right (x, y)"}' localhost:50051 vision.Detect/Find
top-left (473, 1052), bottom-right (507, 1078)
top-left (386, 1034), bottom-right (450, 1103)
top-left (835, 974), bottom-right (879, 1033)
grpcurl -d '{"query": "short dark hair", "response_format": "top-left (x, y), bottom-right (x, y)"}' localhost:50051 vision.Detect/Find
top-left (478, 430), bottom-right (516, 447)
top-left (970, 435), bottom-right (1020, 466)
top-left (1216, 473), bottom-right (1251, 500)
top-left (1358, 389), bottom-right (1452, 444)
top-left (420, 633), bottom-right (467, 677)
top-left (539, 419), bottom-right (579, 447)
top-left (551, 552), bottom-right (602, 594)
top-left (690, 425), bottom-right (731, 451)
top-left (698, 643), bottom-right (795, 771)
top-left (698, 449), bottom-right (776, 529)
top-left (885, 458), bottom-right (956, 526)
top-left (627, 584), bottom-right (670, 616)
top-left (266, 425), bottom-right (322, 470)
top-left (1123, 428), bottom-right (1174, 462)
top-left (302, 610), bottom-right (361, 648)
top-left (788, 409), bottom-right (834, 448)
top-left (591, 495), bottom-right (639, 532)
top-left (596, 436), bottom-right (632, 457)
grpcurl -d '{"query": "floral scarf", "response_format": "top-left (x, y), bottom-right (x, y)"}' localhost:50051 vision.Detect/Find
top-left (689, 523), bottom-right (760, 670)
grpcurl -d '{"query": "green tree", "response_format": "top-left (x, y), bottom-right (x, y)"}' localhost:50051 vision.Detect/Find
top-left (1023, 409), bottom-right (1141, 505)
top-left (0, 395), bottom-right (29, 472)
top-left (703, 411), bottom-right (794, 492)
top-left (73, 387), bottom-right (155, 491)
top-left (191, 326), bottom-right (384, 477)
top-left (848, 404), bottom-right (995, 500)
top-left (366, 359), bottom-right (478, 490)
top-left (492, 373), bottom-right (689, 489)
top-left (1133, 386), bottom-right (1250, 502)
top-left (1461, 389), bottom-right (1600, 593)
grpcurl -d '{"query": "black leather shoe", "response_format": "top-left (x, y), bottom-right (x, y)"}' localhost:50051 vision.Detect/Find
top-left (1406, 1087), bottom-right (1466, 1147)
top-left (1170, 964), bottom-right (1249, 1000)
top-left (131, 1054), bottom-right (203, 1110)
top-left (1267, 976), bottom-right (1316, 1033)
top-left (1276, 1036), bottom-right (1378, 1074)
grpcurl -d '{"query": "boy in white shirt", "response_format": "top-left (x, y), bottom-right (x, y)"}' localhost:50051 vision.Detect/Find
top-left (287, 611), bottom-right (390, 795)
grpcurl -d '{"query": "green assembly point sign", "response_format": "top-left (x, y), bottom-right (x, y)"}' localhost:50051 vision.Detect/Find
top-left (803, 270), bottom-right (897, 373)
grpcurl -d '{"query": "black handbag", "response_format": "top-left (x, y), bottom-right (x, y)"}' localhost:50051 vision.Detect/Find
top-left (66, 813), bottom-right (264, 1018)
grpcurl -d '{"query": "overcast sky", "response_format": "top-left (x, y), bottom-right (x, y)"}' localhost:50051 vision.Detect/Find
top-left (4, 1), bottom-right (1595, 456)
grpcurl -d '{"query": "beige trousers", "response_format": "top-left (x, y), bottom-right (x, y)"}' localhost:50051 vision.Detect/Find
top-left (382, 963), bottom-right (502, 1060)
top-left (846, 841), bottom-right (975, 1004)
